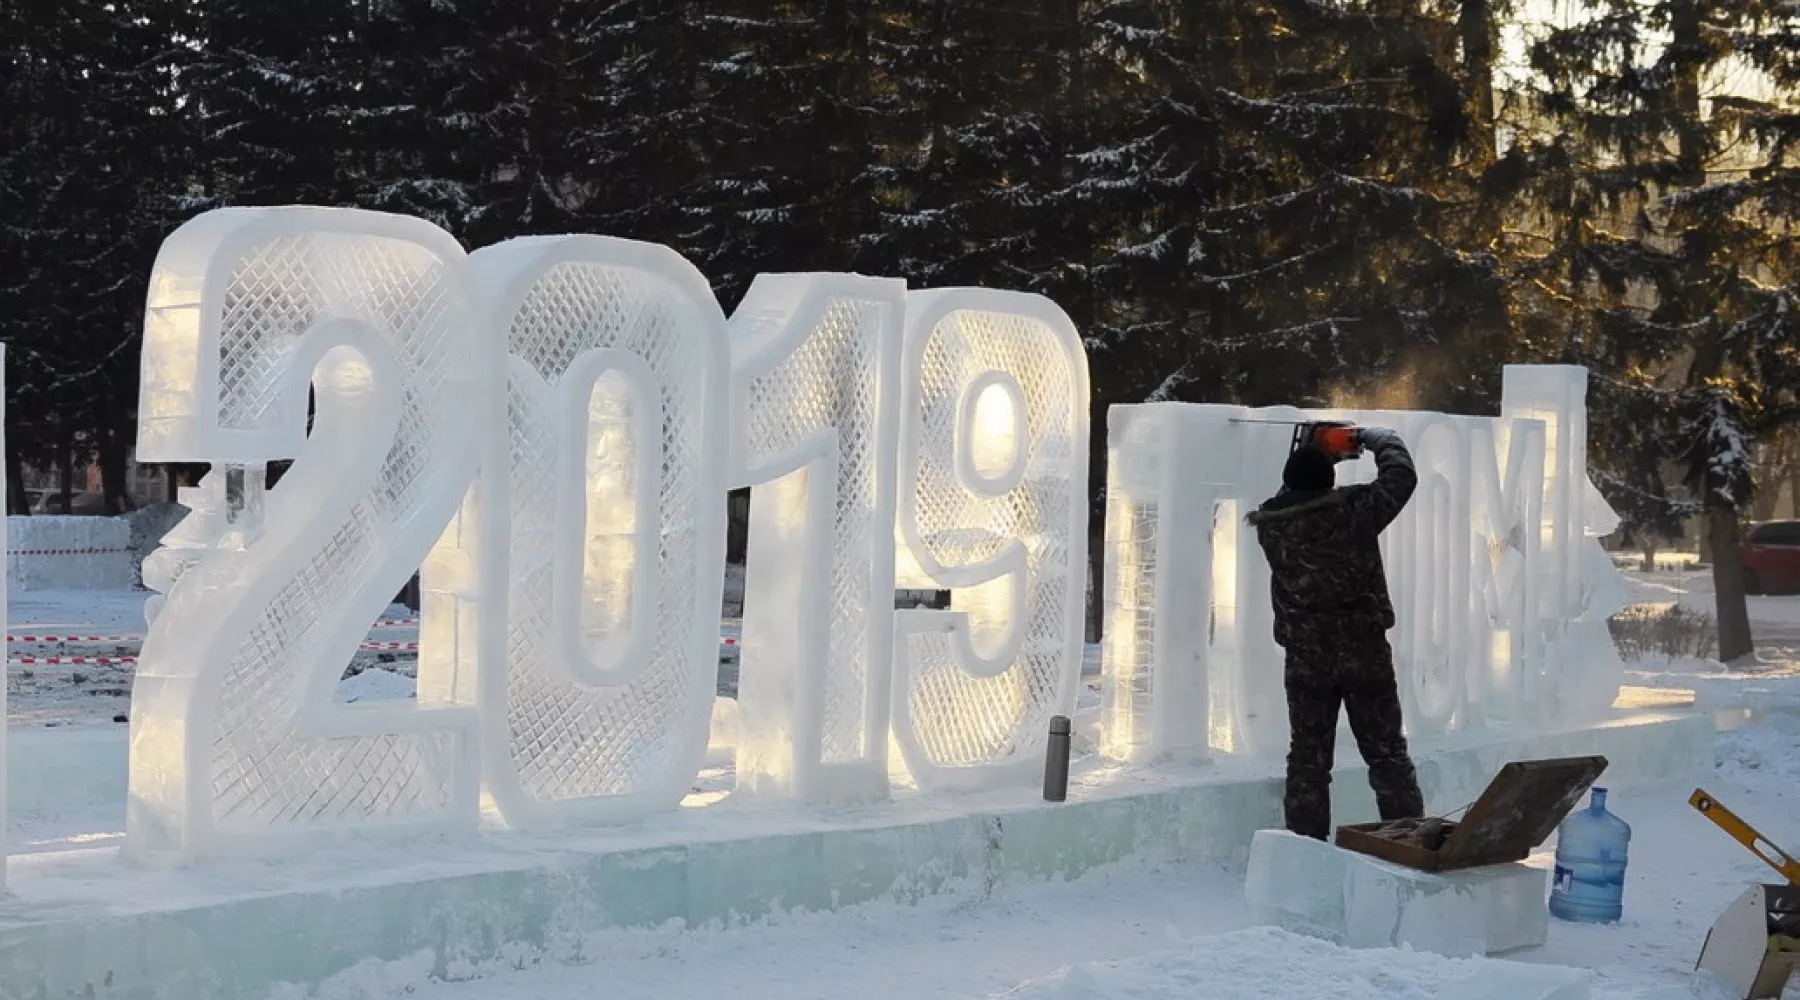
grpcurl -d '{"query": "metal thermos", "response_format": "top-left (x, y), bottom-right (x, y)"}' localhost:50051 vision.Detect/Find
top-left (1044, 715), bottom-right (1072, 802)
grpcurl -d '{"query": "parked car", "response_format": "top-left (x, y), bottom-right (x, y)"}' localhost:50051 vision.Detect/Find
top-left (1742, 520), bottom-right (1800, 595)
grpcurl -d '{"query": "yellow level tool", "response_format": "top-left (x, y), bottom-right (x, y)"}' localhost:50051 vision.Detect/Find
top-left (1691, 789), bottom-right (1800, 886)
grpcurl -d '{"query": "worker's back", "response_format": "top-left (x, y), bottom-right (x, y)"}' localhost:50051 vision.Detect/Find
top-left (1247, 430), bottom-right (1417, 649)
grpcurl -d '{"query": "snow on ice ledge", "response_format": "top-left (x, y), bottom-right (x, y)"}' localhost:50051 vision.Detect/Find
top-left (0, 708), bottom-right (1709, 1000)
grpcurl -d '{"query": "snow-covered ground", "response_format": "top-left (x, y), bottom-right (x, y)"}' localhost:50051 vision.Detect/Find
top-left (1627, 565), bottom-right (1800, 649)
top-left (9, 577), bottom-right (1800, 1000)
top-left (265, 710), bottom-right (1800, 1000)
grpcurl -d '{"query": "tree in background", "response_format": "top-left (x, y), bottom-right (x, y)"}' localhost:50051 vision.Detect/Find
top-left (0, 0), bottom-right (198, 513)
top-left (1499, 0), bottom-right (1800, 660)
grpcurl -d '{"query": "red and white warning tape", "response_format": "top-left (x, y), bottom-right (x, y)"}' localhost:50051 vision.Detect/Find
top-left (7, 621), bottom-right (417, 642)
top-left (7, 634), bottom-right (740, 666)
top-left (7, 633), bottom-right (144, 643)
top-left (10, 656), bottom-right (136, 666)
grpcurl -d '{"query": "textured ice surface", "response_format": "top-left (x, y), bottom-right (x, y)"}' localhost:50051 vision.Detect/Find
top-left (1343, 847), bottom-right (1549, 956)
top-left (727, 273), bottom-right (906, 804)
top-left (457, 234), bottom-right (728, 829)
top-left (1244, 828), bottom-right (1349, 939)
top-left (997, 927), bottom-right (1590, 1000)
top-left (890, 289), bottom-right (1090, 792)
top-left (128, 207), bottom-right (487, 863)
top-left (1101, 364), bottom-right (1631, 763)
top-left (1247, 829), bottom-right (1550, 957)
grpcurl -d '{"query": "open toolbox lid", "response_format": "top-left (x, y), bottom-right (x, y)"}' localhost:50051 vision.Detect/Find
top-left (1438, 756), bottom-right (1609, 866)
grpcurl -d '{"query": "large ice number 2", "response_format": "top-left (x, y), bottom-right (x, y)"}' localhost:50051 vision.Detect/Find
top-left (128, 209), bottom-right (487, 861)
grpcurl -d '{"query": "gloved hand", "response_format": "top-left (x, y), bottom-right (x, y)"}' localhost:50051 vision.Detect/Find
top-left (1358, 425), bottom-right (1401, 448)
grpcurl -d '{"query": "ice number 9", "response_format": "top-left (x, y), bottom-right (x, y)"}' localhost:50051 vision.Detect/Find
top-left (892, 290), bottom-right (1090, 792)
top-left (468, 236), bottom-right (729, 827)
top-left (127, 208), bottom-right (486, 862)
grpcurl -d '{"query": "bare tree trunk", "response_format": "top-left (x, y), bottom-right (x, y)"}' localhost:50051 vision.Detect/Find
top-left (1088, 522), bottom-right (1104, 644)
top-left (1752, 470), bottom-right (1780, 522)
top-left (1790, 460), bottom-right (1800, 521)
top-left (98, 422), bottom-right (134, 514)
top-left (1709, 507), bottom-right (1756, 662)
top-left (6, 447), bottom-right (28, 515)
top-left (56, 426), bottom-right (75, 515)
top-left (1459, 0), bottom-right (1497, 171)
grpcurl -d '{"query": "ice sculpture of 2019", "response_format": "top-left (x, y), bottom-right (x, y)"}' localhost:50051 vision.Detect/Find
top-left (1, 343), bottom-right (8, 888)
top-left (127, 208), bottom-right (1091, 861)
top-left (125, 206), bottom-right (1623, 866)
top-left (1100, 365), bottom-right (1627, 763)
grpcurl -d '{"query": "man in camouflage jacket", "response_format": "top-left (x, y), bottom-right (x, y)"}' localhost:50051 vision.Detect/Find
top-left (1246, 426), bottom-right (1425, 840)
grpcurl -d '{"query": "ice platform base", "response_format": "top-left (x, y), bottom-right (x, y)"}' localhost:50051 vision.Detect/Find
top-left (0, 709), bottom-right (1708, 999)
top-left (1247, 829), bottom-right (1550, 956)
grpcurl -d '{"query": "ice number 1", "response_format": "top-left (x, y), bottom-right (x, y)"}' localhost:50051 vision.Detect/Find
top-left (891, 290), bottom-right (1090, 792)
top-left (127, 208), bottom-right (486, 862)
top-left (727, 274), bottom-right (906, 804)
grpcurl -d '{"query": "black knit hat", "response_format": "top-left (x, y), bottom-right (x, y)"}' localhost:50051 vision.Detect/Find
top-left (1283, 445), bottom-right (1335, 492)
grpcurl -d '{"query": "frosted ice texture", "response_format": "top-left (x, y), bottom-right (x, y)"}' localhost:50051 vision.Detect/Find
top-left (1343, 850), bottom-right (1550, 956)
top-left (465, 236), bottom-right (728, 827)
top-left (1101, 365), bottom-right (1626, 761)
top-left (727, 274), bottom-right (906, 803)
top-left (127, 208), bottom-right (486, 862)
top-left (1, 344), bottom-right (7, 887)
top-left (1100, 405), bottom-right (1222, 764)
top-left (892, 290), bottom-right (1090, 791)
top-left (1247, 829), bottom-right (1551, 957)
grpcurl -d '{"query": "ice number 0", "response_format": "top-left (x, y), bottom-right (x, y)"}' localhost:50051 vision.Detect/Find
top-left (467, 236), bottom-right (729, 827)
top-left (127, 208), bottom-right (487, 862)
top-left (892, 290), bottom-right (1090, 792)
top-left (727, 274), bottom-right (906, 804)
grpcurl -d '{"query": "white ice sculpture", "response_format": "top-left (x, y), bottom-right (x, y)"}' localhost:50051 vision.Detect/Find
top-left (727, 274), bottom-right (907, 804)
top-left (127, 208), bottom-right (487, 862)
top-left (892, 290), bottom-right (1090, 791)
top-left (464, 235), bottom-right (728, 828)
top-left (1100, 404), bottom-right (1227, 764)
top-left (1099, 365), bottom-right (1622, 761)
top-left (1, 343), bottom-right (8, 887)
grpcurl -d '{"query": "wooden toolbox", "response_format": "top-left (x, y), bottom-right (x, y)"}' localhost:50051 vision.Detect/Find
top-left (1334, 756), bottom-right (1608, 873)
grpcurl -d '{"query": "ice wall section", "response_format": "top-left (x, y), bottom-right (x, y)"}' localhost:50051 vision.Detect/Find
top-left (1100, 365), bottom-right (1627, 760)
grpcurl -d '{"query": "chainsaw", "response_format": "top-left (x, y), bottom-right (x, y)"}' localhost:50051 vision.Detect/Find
top-left (1228, 418), bottom-right (1365, 461)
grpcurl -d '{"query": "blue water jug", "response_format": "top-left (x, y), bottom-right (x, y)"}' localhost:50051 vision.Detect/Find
top-left (1548, 787), bottom-right (1631, 923)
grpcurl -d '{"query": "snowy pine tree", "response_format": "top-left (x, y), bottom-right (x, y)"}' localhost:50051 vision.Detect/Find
top-left (1500, 0), bottom-right (1800, 660)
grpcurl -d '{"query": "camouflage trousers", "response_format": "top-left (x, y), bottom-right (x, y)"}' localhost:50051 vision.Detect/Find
top-left (1282, 627), bottom-right (1425, 841)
